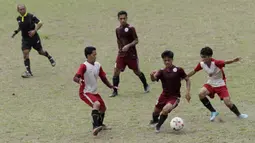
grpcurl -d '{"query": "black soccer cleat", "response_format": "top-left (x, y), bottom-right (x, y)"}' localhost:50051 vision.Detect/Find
top-left (109, 90), bottom-right (118, 97)
top-left (49, 57), bottom-right (56, 67)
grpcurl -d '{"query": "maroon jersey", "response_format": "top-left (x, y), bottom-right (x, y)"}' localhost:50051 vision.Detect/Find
top-left (156, 66), bottom-right (187, 97)
top-left (116, 24), bottom-right (138, 58)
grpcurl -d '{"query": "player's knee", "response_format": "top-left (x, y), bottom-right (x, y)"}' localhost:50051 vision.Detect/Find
top-left (162, 104), bottom-right (173, 114)
top-left (198, 92), bottom-right (206, 99)
top-left (133, 70), bottom-right (141, 76)
top-left (223, 98), bottom-right (233, 108)
top-left (100, 106), bottom-right (106, 113)
top-left (114, 68), bottom-right (120, 76)
top-left (38, 50), bottom-right (44, 55)
top-left (93, 101), bottom-right (101, 108)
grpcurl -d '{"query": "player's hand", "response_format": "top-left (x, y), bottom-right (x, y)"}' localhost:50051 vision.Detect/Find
top-left (185, 92), bottom-right (191, 103)
top-left (233, 57), bottom-right (241, 62)
top-left (79, 79), bottom-right (84, 85)
top-left (11, 30), bottom-right (19, 38)
top-left (28, 30), bottom-right (36, 37)
top-left (11, 33), bottom-right (16, 38)
top-left (122, 45), bottom-right (129, 52)
top-left (111, 86), bottom-right (118, 91)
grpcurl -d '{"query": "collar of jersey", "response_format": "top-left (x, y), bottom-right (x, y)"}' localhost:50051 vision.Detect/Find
top-left (20, 12), bottom-right (28, 22)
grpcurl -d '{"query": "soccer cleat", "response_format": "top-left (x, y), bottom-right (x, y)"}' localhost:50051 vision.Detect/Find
top-left (149, 120), bottom-right (158, 128)
top-left (155, 126), bottom-right (160, 133)
top-left (144, 84), bottom-right (150, 93)
top-left (21, 71), bottom-right (33, 78)
top-left (92, 126), bottom-right (103, 136)
top-left (238, 114), bottom-right (248, 119)
top-left (49, 57), bottom-right (56, 67)
top-left (109, 90), bottom-right (118, 97)
top-left (102, 124), bottom-right (112, 130)
top-left (210, 112), bottom-right (219, 121)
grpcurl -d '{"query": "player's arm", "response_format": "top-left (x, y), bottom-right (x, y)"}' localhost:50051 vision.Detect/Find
top-left (12, 19), bottom-right (21, 38)
top-left (187, 63), bottom-right (202, 77)
top-left (180, 68), bottom-right (191, 102)
top-left (150, 70), bottom-right (161, 82)
top-left (73, 64), bottom-right (86, 84)
top-left (99, 67), bottom-right (114, 89)
top-left (122, 27), bottom-right (138, 51)
top-left (224, 57), bottom-right (241, 64)
top-left (32, 14), bottom-right (43, 32)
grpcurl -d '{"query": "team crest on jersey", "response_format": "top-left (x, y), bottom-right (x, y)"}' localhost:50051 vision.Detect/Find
top-left (124, 27), bottom-right (129, 32)
top-left (173, 68), bottom-right (177, 72)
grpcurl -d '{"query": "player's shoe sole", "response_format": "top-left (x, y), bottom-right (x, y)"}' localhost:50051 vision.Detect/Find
top-left (49, 57), bottom-right (56, 67)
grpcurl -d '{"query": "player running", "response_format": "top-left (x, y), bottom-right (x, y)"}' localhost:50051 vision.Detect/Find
top-left (111, 11), bottom-right (149, 97)
top-left (73, 46), bottom-right (117, 136)
top-left (187, 46), bottom-right (248, 121)
top-left (149, 50), bottom-right (191, 133)
top-left (12, 4), bottom-right (56, 78)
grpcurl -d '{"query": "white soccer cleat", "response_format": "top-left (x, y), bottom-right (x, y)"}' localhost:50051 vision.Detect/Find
top-left (238, 114), bottom-right (248, 119)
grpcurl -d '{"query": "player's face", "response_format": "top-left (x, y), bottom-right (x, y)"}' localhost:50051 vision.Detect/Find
top-left (88, 50), bottom-right (97, 63)
top-left (201, 55), bottom-right (211, 63)
top-left (163, 57), bottom-right (173, 67)
top-left (118, 15), bottom-right (127, 26)
top-left (17, 6), bottom-right (26, 15)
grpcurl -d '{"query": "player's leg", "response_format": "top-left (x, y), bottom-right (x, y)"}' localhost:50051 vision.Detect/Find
top-left (149, 106), bottom-right (162, 127)
top-left (129, 58), bottom-right (149, 93)
top-left (218, 87), bottom-right (248, 119)
top-left (33, 35), bottom-right (56, 67)
top-left (111, 56), bottom-right (125, 97)
top-left (155, 98), bottom-right (179, 133)
top-left (96, 95), bottom-right (111, 130)
top-left (21, 39), bottom-right (33, 78)
top-left (199, 85), bottom-right (218, 121)
top-left (80, 93), bottom-right (103, 136)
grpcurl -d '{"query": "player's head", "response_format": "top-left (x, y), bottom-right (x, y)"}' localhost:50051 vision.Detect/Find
top-left (118, 11), bottom-right (128, 26)
top-left (17, 4), bottom-right (26, 16)
top-left (200, 46), bottom-right (213, 62)
top-left (84, 46), bottom-right (97, 63)
top-left (161, 50), bottom-right (174, 67)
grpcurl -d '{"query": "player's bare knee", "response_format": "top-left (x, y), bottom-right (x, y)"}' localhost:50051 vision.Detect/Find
top-left (223, 98), bottom-right (233, 108)
top-left (93, 101), bottom-right (101, 109)
top-left (162, 104), bottom-right (173, 114)
top-left (133, 70), bottom-right (141, 76)
top-left (114, 68), bottom-right (120, 76)
top-left (198, 92), bottom-right (206, 99)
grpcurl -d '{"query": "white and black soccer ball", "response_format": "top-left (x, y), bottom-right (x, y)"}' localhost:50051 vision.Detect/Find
top-left (170, 117), bottom-right (184, 131)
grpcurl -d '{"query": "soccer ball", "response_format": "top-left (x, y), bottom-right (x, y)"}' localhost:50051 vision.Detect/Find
top-left (170, 117), bottom-right (184, 131)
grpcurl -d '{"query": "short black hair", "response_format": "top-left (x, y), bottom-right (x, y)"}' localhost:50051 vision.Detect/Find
top-left (200, 46), bottom-right (213, 56)
top-left (161, 50), bottom-right (174, 59)
top-left (118, 11), bottom-right (128, 17)
top-left (84, 46), bottom-right (96, 58)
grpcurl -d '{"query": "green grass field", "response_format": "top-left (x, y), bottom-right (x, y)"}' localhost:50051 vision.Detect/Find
top-left (1, 0), bottom-right (255, 142)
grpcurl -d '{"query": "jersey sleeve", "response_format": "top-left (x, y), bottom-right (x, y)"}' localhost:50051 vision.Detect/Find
top-left (99, 66), bottom-right (106, 78)
top-left (215, 60), bottom-right (225, 68)
top-left (178, 67), bottom-right (187, 79)
top-left (31, 14), bottom-right (41, 24)
top-left (76, 64), bottom-right (86, 76)
top-left (194, 63), bottom-right (202, 72)
top-left (130, 26), bottom-right (138, 39)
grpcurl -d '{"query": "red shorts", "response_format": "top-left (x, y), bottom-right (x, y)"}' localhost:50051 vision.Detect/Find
top-left (203, 84), bottom-right (230, 99)
top-left (115, 56), bottom-right (139, 71)
top-left (79, 92), bottom-right (106, 112)
top-left (155, 93), bottom-right (180, 110)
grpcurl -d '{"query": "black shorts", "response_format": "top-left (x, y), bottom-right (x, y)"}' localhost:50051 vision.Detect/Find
top-left (21, 34), bottom-right (43, 51)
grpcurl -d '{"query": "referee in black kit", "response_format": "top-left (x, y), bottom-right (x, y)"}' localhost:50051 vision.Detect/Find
top-left (12, 4), bottom-right (56, 78)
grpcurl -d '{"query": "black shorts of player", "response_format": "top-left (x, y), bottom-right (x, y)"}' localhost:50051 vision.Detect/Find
top-left (21, 34), bottom-right (42, 51)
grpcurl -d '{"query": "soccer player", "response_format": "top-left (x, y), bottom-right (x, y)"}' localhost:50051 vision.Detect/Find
top-left (111, 10), bottom-right (149, 97)
top-left (187, 46), bottom-right (248, 121)
top-left (12, 4), bottom-right (56, 78)
top-left (149, 50), bottom-right (191, 133)
top-left (73, 46), bottom-right (117, 136)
